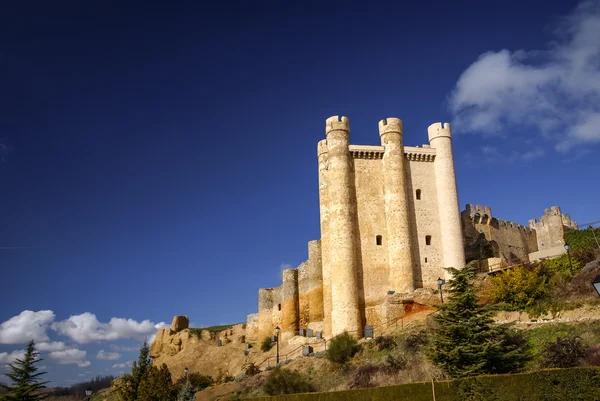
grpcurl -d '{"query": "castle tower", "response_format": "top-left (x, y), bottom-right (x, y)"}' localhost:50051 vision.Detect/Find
top-left (317, 139), bottom-right (333, 336)
top-left (428, 123), bottom-right (465, 277)
top-left (324, 116), bottom-right (361, 336)
top-left (379, 118), bottom-right (414, 292)
top-left (281, 269), bottom-right (299, 340)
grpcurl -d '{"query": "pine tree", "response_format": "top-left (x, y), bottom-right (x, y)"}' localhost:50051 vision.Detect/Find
top-left (113, 341), bottom-right (151, 401)
top-left (0, 340), bottom-right (49, 401)
top-left (428, 264), bottom-right (531, 378)
top-left (137, 364), bottom-right (176, 401)
top-left (176, 378), bottom-right (195, 401)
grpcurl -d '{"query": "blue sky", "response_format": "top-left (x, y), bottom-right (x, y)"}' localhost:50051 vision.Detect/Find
top-left (1, 0), bottom-right (599, 386)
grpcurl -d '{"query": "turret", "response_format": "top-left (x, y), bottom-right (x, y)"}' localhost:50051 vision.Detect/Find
top-left (428, 123), bottom-right (465, 278)
top-left (378, 118), bottom-right (414, 292)
top-left (281, 269), bottom-right (299, 341)
top-left (324, 116), bottom-right (361, 336)
top-left (317, 139), bottom-right (332, 336)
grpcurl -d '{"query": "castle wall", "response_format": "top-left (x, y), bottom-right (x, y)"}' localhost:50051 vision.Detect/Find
top-left (281, 269), bottom-right (299, 340)
top-left (257, 287), bottom-right (282, 340)
top-left (529, 206), bottom-right (578, 251)
top-left (298, 240), bottom-right (324, 332)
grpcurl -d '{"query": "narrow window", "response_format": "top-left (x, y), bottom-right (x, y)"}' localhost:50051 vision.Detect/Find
top-left (416, 189), bottom-right (421, 200)
top-left (426, 235), bottom-right (431, 245)
top-left (277, 304), bottom-right (281, 311)
top-left (376, 235), bottom-right (382, 246)
top-left (425, 257), bottom-right (428, 263)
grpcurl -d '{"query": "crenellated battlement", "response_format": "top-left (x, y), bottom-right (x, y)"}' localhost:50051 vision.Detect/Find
top-left (378, 118), bottom-right (403, 136)
top-left (317, 139), bottom-right (328, 156)
top-left (325, 115), bottom-right (350, 134)
top-left (463, 204), bottom-right (493, 224)
top-left (427, 122), bottom-right (452, 142)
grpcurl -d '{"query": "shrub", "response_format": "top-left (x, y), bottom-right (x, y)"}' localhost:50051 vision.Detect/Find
top-left (348, 364), bottom-right (380, 389)
top-left (174, 372), bottom-right (212, 392)
top-left (261, 336), bottom-right (273, 352)
top-left (137, 364), bottom-right (177, 401)
top-left (487, 265), bottom-right (548, 311)
top-left (541, 335), bottom-right (589, 368)
top-left (262, 367), bottom-right (314, 396)
top-left (326, 332), bottom-right (361, 364)
top-left (384, 354), bottom-right (408, 372)
top-left (243, 362), bottom-right (261, 376)
top-left (404, 330), bottom-right (428, 351)
top-left (374, 336), bottom-right (396, 351)
top-left (565, 227), bottom-right (600, 251)
top-left (215, 368), bottom-right (234, 384)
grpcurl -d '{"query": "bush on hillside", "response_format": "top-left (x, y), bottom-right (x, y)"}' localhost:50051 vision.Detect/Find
top-left (565, 227), bottom-right (600, 251)
top-left (348, 364), bottom-right (381, 389)
top-left (174, 372), bottom-right (213, 392)
top-left (404, 330), bottom-right (429, 351)
top-left (541, 336), bottom-right (589, 368)
top-left (262, 367), bottom-right (314, 396)
top-left (326, 332), bottom-right (361, 364)
top-left (261, 336), bottom-right (273, 352)
top-left (487, 265), bottom-right (548, 311)
top-left (374, 336), bottom-right (396, 351)
top-left (137, 363), bottom-right (177, 401)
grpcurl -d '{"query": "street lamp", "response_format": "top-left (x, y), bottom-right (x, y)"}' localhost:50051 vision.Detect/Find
top-left (274, 326), bottom-right (280, 365)
top-left (85, 386), bottom-right (93, 399)
top-left (593, 275), bottom-right (600, 296)
top-left (437, 277), bottom-right (445, 304)
top-left (564, 243), bottom-right (574, 277)
top-left (184, 367), bottom-right (188, 377)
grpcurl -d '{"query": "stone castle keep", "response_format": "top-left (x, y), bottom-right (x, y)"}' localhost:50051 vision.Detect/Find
top-left (246, 116), bottom-right (466, 341)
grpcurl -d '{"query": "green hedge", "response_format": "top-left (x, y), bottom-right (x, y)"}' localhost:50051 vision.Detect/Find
top-left (251, 367), bottom-right (600, 401)
top-left (565, 227), bottom-right (600, 251)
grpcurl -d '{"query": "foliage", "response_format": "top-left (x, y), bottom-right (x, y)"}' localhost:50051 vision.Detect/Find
top-left (243, 363), bottom-right (261, 377)
top-left (565, 227), bottom-right (600, 251)
top-left (137, 364), bottom-right (176, 401)
top-left (403, 330), bottom-right (429, 352)
top-left (348, 365), bottom-right (380, 389)
top-left (251, 367), bottom-right (600, 401)
top-left (326, 332), bottom-right (360, 365)
top-left (174, 372), bottom-right (212, 392)
top-left (541, 336), bottom-right (589, 368)
top-left (0, 340), bottom-right (49, 401)
top-left (488, 265), bottom-right (548, 311)
top-left (176, 379), bottom-right (195, 401)
top-left (428, 264), bottom-right (531, 378)
top-left (261, 337), bottom-right (273, 352)
top-left (373, 336), bottom-right (395, 351)
top-left (189, 324), bottom-right (235, 339)
top-left (262, 367), bottom-right (314, 396)
top-left (113, 342), bottom-right (153, 401)
top-left (51, 375), bottom-right (116, 398)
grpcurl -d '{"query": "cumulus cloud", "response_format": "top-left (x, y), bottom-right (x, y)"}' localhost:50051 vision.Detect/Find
top-left (49, 348), bottom-right (90, 367)
top-left (0, 310), bottom-right (55, 344)
top-left (37, 341), bottom-right (67, 352)
top-left (51, 313), bottom-right (166, 344)
top-left (112, 360), bottom-right (134, 369)
top-left (449, 0), bottom-right (600, 152)
top-left (97, 350), bottom-right (121, 360)
top-left (0, 350), bottom-right (25, 364)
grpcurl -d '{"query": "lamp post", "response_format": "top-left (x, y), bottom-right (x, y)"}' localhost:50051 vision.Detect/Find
top-left (184, 367), bottom-right (188, 377)
top-left (437, 277), bottom-right (445, 304)
top-left (593, 275), bottom-right (600, 296)
top-left (274, 326), bottom-right (280, 365)
top-left (565, 243), bottom-right (574, 277)
top-left (85, 386), bottom-right (93, 400)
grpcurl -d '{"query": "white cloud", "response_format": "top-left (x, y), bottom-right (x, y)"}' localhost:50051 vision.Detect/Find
top-left (449, 0), bottom-right (600, 152)
top-left (0, 310), bottom-right (55, 344)
top-left (51, 313), bottom-right (166, 344)
top-left (112, 360), bottom-right (134, 369)
top-left (0, 350), bottom-right (25, 364)
top-left (97, 350), bottom-right (121, 360)
top-left (37, 341), bottom-right (67, 352)
top-left (49, 349), bottom-right (90, 367)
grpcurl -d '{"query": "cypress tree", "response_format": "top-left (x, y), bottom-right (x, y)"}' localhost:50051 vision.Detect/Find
top-left (0, 340), bottom-right (49, 401)
top-left (428, 264), bottom-right (531, 378)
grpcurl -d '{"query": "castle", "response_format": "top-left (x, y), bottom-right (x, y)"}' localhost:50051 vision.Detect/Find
top-left (245, 116), bottom-right (466, 341)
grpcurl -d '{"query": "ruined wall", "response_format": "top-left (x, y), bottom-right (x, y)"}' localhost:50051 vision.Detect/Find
top-left (462, 204), bottom-right (538, 265)
top-left (298, 240), bottom-right (324, 332)
top-left (281, 269), bottom-right (299, 340)
top-left (529, 206), bottom-right (578, 251)
top-left (257, 286), bottom-right (281, 340)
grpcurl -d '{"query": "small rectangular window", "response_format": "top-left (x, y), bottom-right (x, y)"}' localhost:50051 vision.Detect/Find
top-left (425, 257), bottom-right (428, 263)
top-left (376, 235), bottom-right (382, 246)
top-left (416, 189), bottom-right (421, 200)
top-left (277, 304), bottom-right (281, 311)
top-left (426, 235), bottom-right (431, 245)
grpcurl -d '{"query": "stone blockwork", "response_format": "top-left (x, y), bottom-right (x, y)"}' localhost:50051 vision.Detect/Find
top-left (462, 204), bottom-right (578, 269)
top-left (249, 116), bottom-right (466, 339)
